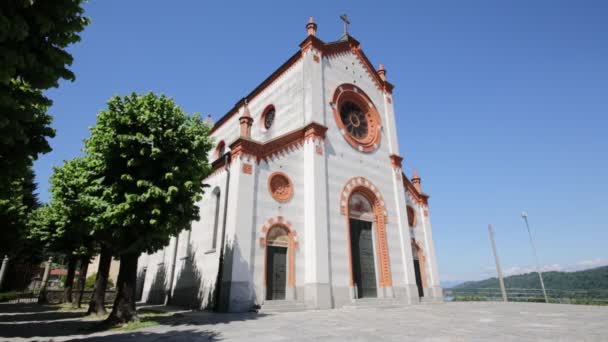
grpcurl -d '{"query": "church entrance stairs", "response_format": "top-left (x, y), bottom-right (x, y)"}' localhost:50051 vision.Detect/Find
top-left (260, 300), bottom-right (309, 313)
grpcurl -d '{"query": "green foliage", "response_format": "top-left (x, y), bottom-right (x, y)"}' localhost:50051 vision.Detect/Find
top-left (28, 157), bottom-right (100, 257)
top-left (0, 0), bottom-right (89, 216)
top-left (85, 273), bottom-right (114, 289)
top-left (0, 291), bottom-right (21, 302)
top-left (85, 93), bottom-right (213, 255)
top-left (0, 164), bottom-right (43, 260)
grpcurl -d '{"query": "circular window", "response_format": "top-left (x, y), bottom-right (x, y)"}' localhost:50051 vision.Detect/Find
top-left (407, 206), bottom-right (416, 228)
top-left (340, 101), bottom-right (368, 140)
top-left (331, 84), bottom-right (381, 152)
top-left (268, 172), bottom-right (293, 203)
top-left (261, 105), bottom-right (275, 130)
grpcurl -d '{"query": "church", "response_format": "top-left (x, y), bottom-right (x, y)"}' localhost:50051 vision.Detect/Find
top-left (136, 17), bottom-right (442, 312)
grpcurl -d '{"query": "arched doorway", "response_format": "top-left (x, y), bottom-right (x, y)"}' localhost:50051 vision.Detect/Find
top-left (265, 225), bottom-right (291, 300)
top-left (341, 177), bottom-right (393, 299)
top-left (411, 239), bottom-right (427, 298)
top-left (348, 192), bottom-right (377, 298)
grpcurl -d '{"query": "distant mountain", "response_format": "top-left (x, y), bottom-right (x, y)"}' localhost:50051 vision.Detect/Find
top-left (441, 280), bottom-right (464, 289)
top-left (454, 266), bottom-right (608, 290)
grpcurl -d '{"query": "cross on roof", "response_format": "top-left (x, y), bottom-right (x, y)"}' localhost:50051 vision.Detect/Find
top-left (340, 14), bottom-right (350, 35)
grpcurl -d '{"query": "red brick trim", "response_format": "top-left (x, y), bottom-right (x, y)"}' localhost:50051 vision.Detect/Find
top-left (268, 171), bottom-right (294, 203)
top-left (412, 239), bottom-right (428, 289)
top-left (403, 173), bottom-right (429, 207)
top-left (389, 154), bottom-right (403, 169)
top-left (331, 84), bottom-right (382, 153)
top-left (407, 205), bottom-right (416, 228)
top-left (228, 122), bottom-right (327, 163)
top-left (340, 177), bottom-right (392, 288)
top-left (260, 217), bottom-right (298, 288)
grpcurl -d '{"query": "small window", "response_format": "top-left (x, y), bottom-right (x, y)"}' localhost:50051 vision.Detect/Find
top-left (215, 141), bottom-right (226, 159)
top-left (407, 206), bottom-right (416, 228)
top-left (211, 188), bottom-right (221, 249)
top-left (262, 105), bottom-right (275, 130)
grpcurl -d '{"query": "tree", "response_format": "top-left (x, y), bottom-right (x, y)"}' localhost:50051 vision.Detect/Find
top-left (0, 0), bottom-right (89, 226)
top-left (28, 157), bottom-right (98, 304)
top-left (85, 93), bottom-right (213, 323)
top-left (0, 164), bottom-right (39, 257)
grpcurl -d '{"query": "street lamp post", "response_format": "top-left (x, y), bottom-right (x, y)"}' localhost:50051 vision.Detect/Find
top-left (521, 212), bottom-right (549, 303)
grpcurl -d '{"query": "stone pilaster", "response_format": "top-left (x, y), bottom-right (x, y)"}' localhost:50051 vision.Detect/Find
top-left (302, 124), bottom-right (331, 309)
top-left (222, 141), bottom-right (258, 312)
top-left (389, 156), bottom-right (420, 303)
top-left (419, 206), bottom-right (443, 301)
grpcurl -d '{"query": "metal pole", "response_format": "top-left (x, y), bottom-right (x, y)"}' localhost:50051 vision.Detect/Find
top-left (521, 212), bottom-right (549, 303)
top-left (0, 255), bottom-right (9, 290)
top-left (488, 225), bottom-right (507, 302)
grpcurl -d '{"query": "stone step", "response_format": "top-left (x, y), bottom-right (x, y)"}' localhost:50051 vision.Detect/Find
top-left (260, 300), bottom-right (309, 313)
top-left (342, 298), bottom-right (409, 309)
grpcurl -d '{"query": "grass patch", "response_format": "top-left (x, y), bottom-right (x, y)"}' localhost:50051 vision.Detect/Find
top-left (110, 312), bottom-right (173, 331)
top-left (57, 302), bottom-right (88, 312)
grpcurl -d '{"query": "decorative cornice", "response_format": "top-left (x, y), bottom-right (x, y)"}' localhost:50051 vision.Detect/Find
top-left (225, 122), bottom-right (327, 164)
top-left (389, 154), bottom-right (404, 169)
top-left (402, 172), bottom-right (429, 206)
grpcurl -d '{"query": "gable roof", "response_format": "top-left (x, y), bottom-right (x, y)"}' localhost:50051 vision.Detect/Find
top-left (210, 34), bottom-right (394, 134)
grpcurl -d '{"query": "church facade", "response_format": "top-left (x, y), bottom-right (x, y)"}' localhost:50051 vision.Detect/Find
top-left (136, 18), bottom-right (442, 311)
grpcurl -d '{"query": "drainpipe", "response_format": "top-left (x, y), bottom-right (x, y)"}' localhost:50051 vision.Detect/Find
top-left (165, 234), bottom-right (179, 305)
top-left (214, 152), bottom-right (231, 311)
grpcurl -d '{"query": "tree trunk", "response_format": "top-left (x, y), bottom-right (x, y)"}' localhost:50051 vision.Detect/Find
top-left (73, 255), bottom-right (90, 308)
top-left (63, 255), bottom-right (77, 303)
top-left (87, 246), bottom-right (112, 315)
top-left (106, 252), bottom-right (139, 323)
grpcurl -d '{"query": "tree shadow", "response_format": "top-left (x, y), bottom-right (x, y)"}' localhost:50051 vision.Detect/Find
top-left (0, 303), bottom-right (266, 339)
top-left (0, 316), bottom-right (104, 338)
top-left (171, 240), bottom-right (205, 309)
top-left (0, 303), bottom-right (60, 314)
top-left (146, 263), bottom-right (167, 304)
top-left (66, 329), bottom-right (220, 341)
top-left (0, 310), bottom-right (85, 322)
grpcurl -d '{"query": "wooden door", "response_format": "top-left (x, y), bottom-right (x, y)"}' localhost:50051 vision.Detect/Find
top-left (350, 219), bottom-right (377, 298)
top-left (414, 259), bottom-right (424, 297)
top-left (266, 246), bottom-right (287, 300)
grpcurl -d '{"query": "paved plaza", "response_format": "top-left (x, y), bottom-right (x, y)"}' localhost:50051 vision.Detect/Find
top-left (0, 302), bottom-right (606, 341)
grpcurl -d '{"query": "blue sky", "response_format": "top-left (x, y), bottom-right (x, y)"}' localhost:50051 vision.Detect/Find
top-left (35, 1), bottom-right (608, 284)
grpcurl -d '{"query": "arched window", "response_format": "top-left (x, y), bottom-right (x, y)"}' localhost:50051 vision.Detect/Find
top-left (215, 141), bottom-right (226, 159)
top-left (266, 226), bottom-right (289, 247)
top-left (407, 206), bottom-right (416, 228)
top-left (348, 192), bottom-right (374, 221)
top-left (211, 188), bottom-right (221, 249)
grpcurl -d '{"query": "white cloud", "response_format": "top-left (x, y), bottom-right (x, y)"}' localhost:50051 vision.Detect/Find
top-left (575, 258), bottom-right (608, 269)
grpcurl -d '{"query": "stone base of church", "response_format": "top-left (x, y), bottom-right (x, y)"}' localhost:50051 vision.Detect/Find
top-left (423, 286), bottom-right (444, 302)
top-left (228, 281), bottom-right (257, 312)
top-left (304, 283), bottom-right (332, 309)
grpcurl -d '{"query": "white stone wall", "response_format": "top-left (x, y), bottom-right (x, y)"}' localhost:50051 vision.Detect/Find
top-left (208, 60), bottom-right (304, 160)
top-left (322, 51), bottom-right (414, 306)
top-left (251, 147), bottom-right (306, 302)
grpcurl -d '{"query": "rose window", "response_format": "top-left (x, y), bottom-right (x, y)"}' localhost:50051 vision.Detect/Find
top-left (340, 101), bottom-right (369, 140)
top-left (331, 84), bottom-right (381, 152)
